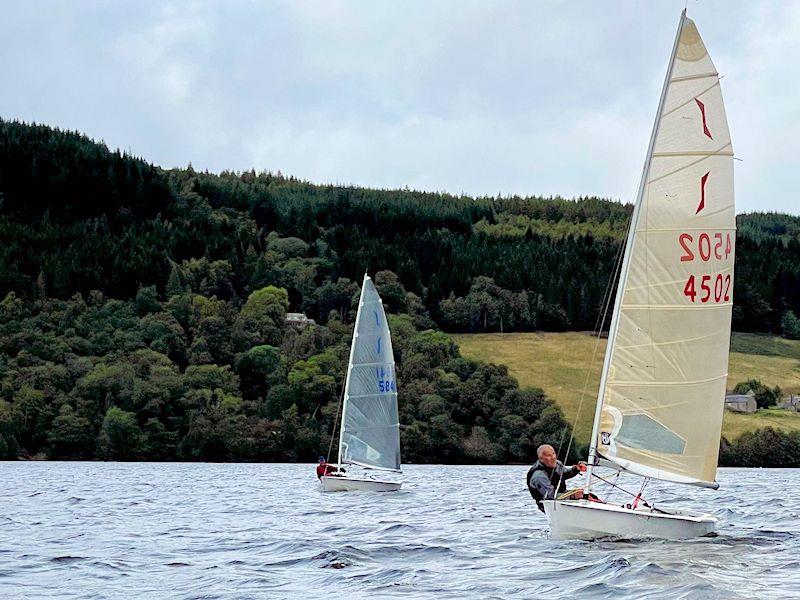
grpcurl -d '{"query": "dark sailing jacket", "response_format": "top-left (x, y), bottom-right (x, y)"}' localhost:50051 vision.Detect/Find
top-left (526, 460), bottom-right (581, 512)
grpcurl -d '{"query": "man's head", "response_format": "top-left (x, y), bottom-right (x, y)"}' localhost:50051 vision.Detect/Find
top-left (318, 456), bottom-right (326, 463)
top-left (537, 444), bottom-right (557, 468)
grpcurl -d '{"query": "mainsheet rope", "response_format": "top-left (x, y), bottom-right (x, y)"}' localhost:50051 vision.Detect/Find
top-left (326, 379), bottom-right (346, 467)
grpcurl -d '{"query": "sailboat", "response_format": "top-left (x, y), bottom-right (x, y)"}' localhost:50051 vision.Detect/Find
top-left (544, 10), bottom-right (735, 539)
top-left (321, 273), bottom-right (403, 492)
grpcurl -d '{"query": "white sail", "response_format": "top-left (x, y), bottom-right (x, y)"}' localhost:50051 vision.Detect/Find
top-left (591, 13), bottom-right (734, 488)
top-left (337, 274), bottom-right (401, 472)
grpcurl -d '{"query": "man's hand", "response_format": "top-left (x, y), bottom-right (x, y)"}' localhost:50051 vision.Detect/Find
top-left (576, 461), bottom-right (587, 472)
top-left (569, 488), bottom-right (585, 500)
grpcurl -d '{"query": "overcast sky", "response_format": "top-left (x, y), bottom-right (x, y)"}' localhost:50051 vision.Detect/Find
top-left (2, 1), bottom-right (797, 213)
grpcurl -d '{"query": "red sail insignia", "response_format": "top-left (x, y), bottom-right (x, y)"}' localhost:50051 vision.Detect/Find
top-left (697, 171), bottom-right (710, 214)
top-left (694, 98), bottom-right (712, 139)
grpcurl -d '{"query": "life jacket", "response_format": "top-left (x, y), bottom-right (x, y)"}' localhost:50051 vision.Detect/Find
top-left (316, 463), bottom-right (334, 479)
top-left (526, 460), bottom-right (569, 512)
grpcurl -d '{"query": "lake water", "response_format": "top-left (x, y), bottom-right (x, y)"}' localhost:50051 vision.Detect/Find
top-left (0, 463), bottom-right (798, 599)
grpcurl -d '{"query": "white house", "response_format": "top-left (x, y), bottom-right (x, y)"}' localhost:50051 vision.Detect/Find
top-left (285, 312), bottom-right (316, 329)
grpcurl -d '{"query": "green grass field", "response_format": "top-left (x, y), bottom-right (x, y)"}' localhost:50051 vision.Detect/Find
top-left (452, 331), bottom-right (800, 444)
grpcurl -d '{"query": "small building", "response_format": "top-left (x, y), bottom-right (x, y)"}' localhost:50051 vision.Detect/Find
top-left (778, 395), bottom-right (800, 412)
top-left (724, 391), bottom-right (757, 414)
top-left (285, 312), bottom-right (316, 329)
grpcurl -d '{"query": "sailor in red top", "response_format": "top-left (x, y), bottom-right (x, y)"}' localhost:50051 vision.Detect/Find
top-left (316, 456), bottom-right (344, 479)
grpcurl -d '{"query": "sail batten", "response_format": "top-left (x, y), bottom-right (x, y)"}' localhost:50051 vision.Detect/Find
top-left (342, 458), bottom-right (402, 473)
top-left (588, 12), bottom-right (734, 488)
top-left (611, 375), bottom-right (728, 387)
top-left (337, 274), bottom-right (401, 472)
top-left (670, 72), bottom-right (718, 83)
top-left (652, 151), bottom-right (733, 158)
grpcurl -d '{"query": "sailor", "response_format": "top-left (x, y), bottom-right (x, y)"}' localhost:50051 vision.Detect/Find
top-left (316, 456), bottom-right (345, 479)
top-left (526, 444), bottom-right (587, 512)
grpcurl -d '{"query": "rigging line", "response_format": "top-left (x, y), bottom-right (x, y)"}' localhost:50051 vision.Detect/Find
top-left (592, 471), bottom-right (653, 505)
top-left (554, 210), bottom-right (631, 491)
top-left (633, 478), bottom-right (650, 509)
top-left (326, 381), bottom-right (346, 465)
top-left (604, 470), bottom-right (623, 503)
top-left (592, 472), bottom-right (639, 497)
top-left (558, 220), bottom-right (628, 466)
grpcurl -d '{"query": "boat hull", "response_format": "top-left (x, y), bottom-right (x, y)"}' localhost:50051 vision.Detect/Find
top-left (542, 499), bottom-right (716, 540)
top-left (320, 475), bottom-right (402, 492)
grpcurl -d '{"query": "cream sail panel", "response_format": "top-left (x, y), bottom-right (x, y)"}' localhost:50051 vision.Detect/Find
top-left (644, 156), bottom-right (735, 229)
top-left (610, 308), bottom-right (732, 384)
top-left (602, 380), bottom-right (726, 449)
top-left (660, 79), bottom-right (728, 129)
top-left (655, 87), bottom-right (731, 155)
top-left (662, 78), bottom-right (721, 117)
top-left (661, 74), bottom-right (725, 114)
top-left (598, 376), bottom-right (725, 483)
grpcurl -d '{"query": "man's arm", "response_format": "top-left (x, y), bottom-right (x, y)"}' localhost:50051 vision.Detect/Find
top-left (563, 461), bottom-right (587, 480)
top-left (529, 470), bottom-right (556, 500)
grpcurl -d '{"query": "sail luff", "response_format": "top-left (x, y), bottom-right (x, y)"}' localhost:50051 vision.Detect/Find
top-left (336, 272), bottom-right (368, 467)
top-left (585, 10), bottom-right (688, 493)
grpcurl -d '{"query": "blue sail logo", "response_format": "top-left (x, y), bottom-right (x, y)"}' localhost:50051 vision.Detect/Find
top-left (376, 365), bottom-right (395, 393)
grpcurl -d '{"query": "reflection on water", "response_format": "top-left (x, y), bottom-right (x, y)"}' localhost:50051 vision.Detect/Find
top-left (0, 463), bottom-right (798, 599)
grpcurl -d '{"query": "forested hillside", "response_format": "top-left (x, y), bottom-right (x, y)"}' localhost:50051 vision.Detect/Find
top-left (0, 119), bottom-right (798, 462)
top-left (3, 120), bottom-right (799, 336)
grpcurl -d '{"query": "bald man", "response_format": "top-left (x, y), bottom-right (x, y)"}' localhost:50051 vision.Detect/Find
top-left (526, 444), bottom-right (586, 512)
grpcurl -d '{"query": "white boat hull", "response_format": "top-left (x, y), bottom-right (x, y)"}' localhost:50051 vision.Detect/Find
top-left (320, 475), bottom-right (402, 492)
top-left (543, 499), bottom-right (716, 540)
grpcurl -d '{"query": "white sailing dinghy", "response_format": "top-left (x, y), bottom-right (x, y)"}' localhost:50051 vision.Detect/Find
top-left (321, 273), bottom-right (403, 492)
top-left (544, 10), bottom-right (735, 540)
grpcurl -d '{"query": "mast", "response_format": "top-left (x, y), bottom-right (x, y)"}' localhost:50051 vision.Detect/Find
top-left (336, 272), bottom-right (369, 467)
top-left (584, 10), bottom-right (687, 494)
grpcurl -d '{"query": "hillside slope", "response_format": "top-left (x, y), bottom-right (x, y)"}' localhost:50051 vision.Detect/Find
top-left (453, 331), bottom-right (800, 444)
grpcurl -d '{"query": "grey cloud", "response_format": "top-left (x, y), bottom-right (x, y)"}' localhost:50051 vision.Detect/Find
top-left (1, 0), bottom-right (796, 213)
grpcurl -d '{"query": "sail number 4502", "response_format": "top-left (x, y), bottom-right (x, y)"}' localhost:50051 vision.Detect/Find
top-left (683, 274), bottom-right (731, 303)
top-left (679, 232), bottom-right (733, 262)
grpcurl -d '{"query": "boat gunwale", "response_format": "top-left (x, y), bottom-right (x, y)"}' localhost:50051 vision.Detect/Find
top-left (320, 475), bottom-right (404, 486)
top-left (543, 499), bottom-right (717, 524)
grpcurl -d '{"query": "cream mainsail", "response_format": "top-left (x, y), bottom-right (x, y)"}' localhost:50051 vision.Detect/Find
top-left (590, 12), bottom-right (734, 488)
